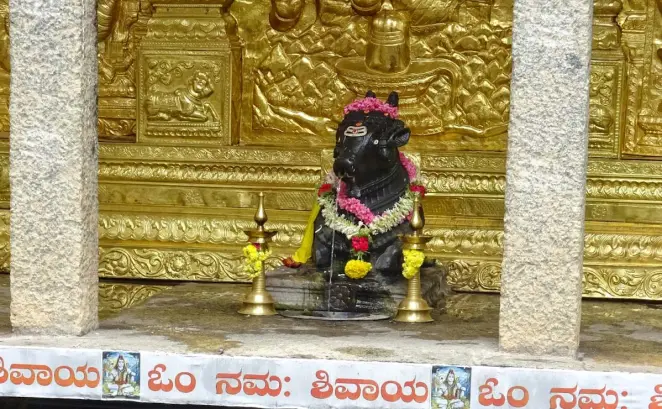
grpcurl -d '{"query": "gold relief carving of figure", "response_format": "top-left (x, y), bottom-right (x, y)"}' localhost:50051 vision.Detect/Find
top-left (245, 0), bottom-right (512, 149)
top-left (351, 0), bottom-right (382, 15)
top-left (139, 55), bottom-right (229, 141)
top-left (592, 0), bottom-right (622, 50)
top-left (146, 71), bottom-right (219, 123)
top-left (97, 0), bottom-right (144, 140)
top-left (270, 0), bottom-right (305, 31)
top-left (589, 67), bottom-right (617, 140)
top-left (625, 0), bottom-right (662, 154)
top-left (137, 2), bottom-right (240, 144)
top-left (0, 1), bottom-right (8, 75)
top-left (248, 0), bottom-right (358, 140)
top-left (98, 0), bottom-right (141, 94)
top-left (0, 0), bottom-right (9, 135)
top-left (391, 0), bottom-right (462, 29)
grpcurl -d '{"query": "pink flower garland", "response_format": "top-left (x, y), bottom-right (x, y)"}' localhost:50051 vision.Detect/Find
top-left (343, 97), bottom-right (399, 119)
top-left (337, 153), bottom-right (418, 225)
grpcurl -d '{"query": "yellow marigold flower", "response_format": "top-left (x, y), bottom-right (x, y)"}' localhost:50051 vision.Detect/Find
top-left (242, 244), bottom-right (270, 279)
top-left (243, 244), bottom-right (258, 258)
top-left (344, 259), bottom-right (371, 279)
top-left (402, 249), bottom-right (425, 279)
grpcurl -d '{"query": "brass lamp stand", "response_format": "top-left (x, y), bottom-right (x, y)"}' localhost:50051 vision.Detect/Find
top-left (238, 192), bottom-right (277, 316)
top-left (393, 195), bottom-right (434, 323)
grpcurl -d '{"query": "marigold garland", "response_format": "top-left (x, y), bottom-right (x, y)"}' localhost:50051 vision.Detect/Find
top-left (242, 244), bottom-right (271, 279)
top-left (402, 249), bottom-right (425, 280)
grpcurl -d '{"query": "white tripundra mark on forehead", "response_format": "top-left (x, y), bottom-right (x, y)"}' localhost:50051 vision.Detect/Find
top-left (344, 125), bottom-right (368, 137)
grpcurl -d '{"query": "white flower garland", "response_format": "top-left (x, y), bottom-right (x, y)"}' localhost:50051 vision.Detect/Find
top-left (318, 191), bottom-right (415, 238)
top-left (318, 158), bottom-right (419, 239)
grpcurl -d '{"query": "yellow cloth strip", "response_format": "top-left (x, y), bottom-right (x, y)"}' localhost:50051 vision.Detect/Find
top-left (291, 201), bottom-right (320, 264)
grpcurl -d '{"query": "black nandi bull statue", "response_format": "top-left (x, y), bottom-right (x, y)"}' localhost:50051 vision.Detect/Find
top-left (312, 90), bottom-right (423, 284)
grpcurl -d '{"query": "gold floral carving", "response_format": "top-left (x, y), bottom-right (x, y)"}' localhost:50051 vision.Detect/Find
top-left (420, 154), bottom-right (507, 172)
top-left (422, 171), bottom-right (506, 195)
top-left (583, 267), bottom-right (662, 299)
top-left (98, 145), bottom-right (321, 165)
top-left (592, 0), bottom-right (622, 51)
top-left (429, 228), bottom-right (662, 265)
top-left (99, 161), bottom-right (321, 187)
top-left (99, 247), bottom-right (285, 282)
top-left (446, 260), bottom-right (502, 292)
top-left (99, 213), bottom-right (306, 248)
top-left (99, 184), bottom-right (315, 211)
top-left (446, 260), bottom-right (662, 299)
top-left (427, 228), bottom-right (503, 256)
top-left (99, 283), bottom-right (172, 315)
top-left (422, 169), bottom-right (662, 201)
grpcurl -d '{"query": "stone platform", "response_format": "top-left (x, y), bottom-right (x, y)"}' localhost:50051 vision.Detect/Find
top-left (0, 275), bottom-right (655, 371)
top-left (266, 264), bottom-right (449, 316)
top-left (0, 276), bottom-right (658, 406)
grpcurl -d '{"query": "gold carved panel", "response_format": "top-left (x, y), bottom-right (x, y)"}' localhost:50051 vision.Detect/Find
top-left (136, 4), bottom-right (241, 145)
top-left (137, 52), bottom-right (230, 144)
top-left (1, 0), bottom-right (662, 302)
top-left (622, 0), bottom-right (662, 156)
top-left (237, 0), bottom-right (512, 151)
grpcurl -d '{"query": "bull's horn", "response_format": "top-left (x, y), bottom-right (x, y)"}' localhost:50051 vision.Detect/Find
top-left (387, 91), bottom-right (399, 107)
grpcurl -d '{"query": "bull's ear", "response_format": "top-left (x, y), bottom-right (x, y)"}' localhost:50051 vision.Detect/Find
top-left (386, 127), bottom-right (410, 147)
top-left (365, 90), bottom-right (376, 98)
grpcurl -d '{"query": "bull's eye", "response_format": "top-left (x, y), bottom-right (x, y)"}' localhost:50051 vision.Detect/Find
top-left (373, 139), bottom-right (379, 145)
top-left (344, 125), bottom-right (368, 137)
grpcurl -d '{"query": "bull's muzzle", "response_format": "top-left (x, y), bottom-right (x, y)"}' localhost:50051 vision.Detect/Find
top-left (333, 156), bottom-right (356, 179)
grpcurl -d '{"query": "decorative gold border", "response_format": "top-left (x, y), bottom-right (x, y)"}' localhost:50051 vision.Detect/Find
top-left (99, 213), bottom-right (306, 247)
top-left (445, 259), bottom-right (662, 300)
top-left (99, 246), bottom-right (287, 282)
top-left (99, 283), bottom-right (173, 315)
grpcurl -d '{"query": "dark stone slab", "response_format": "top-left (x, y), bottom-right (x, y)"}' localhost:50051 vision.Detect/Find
top-left (266, 262), bottom-right (449, 316)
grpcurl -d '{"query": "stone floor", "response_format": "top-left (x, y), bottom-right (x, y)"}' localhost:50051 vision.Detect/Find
top-left (0, 275), bottom-right (660, 373)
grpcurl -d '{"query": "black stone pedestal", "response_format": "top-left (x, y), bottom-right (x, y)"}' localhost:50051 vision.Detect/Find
top-left (266, 263), bottom-right (449, 317)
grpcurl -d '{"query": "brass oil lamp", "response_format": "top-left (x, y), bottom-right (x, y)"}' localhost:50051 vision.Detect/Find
top-left (393, 194), bottom-right (434, 323)
top-left (238, 192), bottom-right (278, 316)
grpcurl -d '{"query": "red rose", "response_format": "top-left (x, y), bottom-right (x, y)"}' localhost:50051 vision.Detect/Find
top-left (317, 183), bottom-right (332, 197)
top-left (352, 236), bottom-right (370, 253)
top-left (410, 184), bottom-right (426, 198)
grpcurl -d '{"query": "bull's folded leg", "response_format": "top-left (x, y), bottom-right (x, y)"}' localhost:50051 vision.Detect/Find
top-left (372, 241), bottom-right (403, 277)
top-left (313, 241), bottom-right (331, 271)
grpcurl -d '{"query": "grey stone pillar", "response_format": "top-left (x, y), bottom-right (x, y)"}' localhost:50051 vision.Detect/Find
top-left (499, 0), bottom-right (594, 356)
top-left (9, 0), bottom-right (99, 334)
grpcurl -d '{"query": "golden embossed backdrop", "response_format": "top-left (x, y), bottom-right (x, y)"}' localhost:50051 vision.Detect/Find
top-left (0, 0), bottom-right (660, 300)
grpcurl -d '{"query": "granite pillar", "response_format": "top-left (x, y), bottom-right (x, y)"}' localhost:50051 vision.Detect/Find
top-left (499, 0), bottom-right (594, 356)
top-left (9, 0), bottom-right (99, 334)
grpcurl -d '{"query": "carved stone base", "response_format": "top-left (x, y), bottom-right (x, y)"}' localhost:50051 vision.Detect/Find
top-left (266, 263), bottom-right (449, 317)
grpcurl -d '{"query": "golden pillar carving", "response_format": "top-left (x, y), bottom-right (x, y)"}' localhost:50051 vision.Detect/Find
top-left (137, 1), bottom-right (242, 145)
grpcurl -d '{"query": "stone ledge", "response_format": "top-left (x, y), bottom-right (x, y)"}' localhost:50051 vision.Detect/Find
top-left (0, 278), bottom-right (659, 407)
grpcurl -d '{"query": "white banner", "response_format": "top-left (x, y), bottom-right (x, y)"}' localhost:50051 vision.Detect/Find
top-left (0, 347), bottom-right (102, 399)
top-left (142, 354), bottom-right (431, 409)
top-left (0, 346), bottom-right (659, 409)
top-left (431, 365), bottom-right (662, 409)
